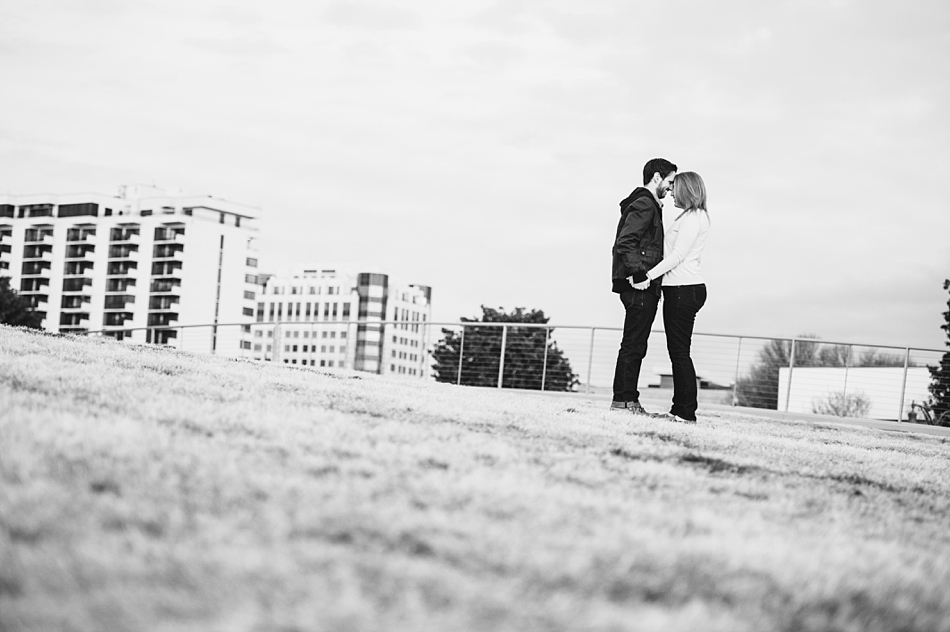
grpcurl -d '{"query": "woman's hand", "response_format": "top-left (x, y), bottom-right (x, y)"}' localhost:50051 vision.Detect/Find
top-left (627, 276), bottom-right (651, 291)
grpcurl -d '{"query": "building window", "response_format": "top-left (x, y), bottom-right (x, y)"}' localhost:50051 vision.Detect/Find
top-left (243, 307), bottom-right (253, 316)
top-left (245, 290), bottom-right (255, 300)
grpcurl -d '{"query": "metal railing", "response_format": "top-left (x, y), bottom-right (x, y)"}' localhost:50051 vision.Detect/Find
top-left (78, 320), bottom-right (949, 424)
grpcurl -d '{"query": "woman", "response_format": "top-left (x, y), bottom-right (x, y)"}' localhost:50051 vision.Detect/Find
top-left (632, 171), bottom-right (710, 423)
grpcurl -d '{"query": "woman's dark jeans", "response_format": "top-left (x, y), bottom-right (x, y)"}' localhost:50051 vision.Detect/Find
top-left (662, 284), bottom-right (707, 421)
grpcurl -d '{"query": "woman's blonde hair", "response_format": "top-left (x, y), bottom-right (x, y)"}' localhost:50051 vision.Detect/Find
top-left (673, 171), bottom-right (707, 212)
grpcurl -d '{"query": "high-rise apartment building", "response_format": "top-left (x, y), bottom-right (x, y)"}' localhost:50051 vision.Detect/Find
top-left (255, 266), bottom-right (432, 376)
top-left (0, 185), bottom-right (261, 353)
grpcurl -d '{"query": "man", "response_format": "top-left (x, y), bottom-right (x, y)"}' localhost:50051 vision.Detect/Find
top-left (610, 158), bottom-right (677, 414)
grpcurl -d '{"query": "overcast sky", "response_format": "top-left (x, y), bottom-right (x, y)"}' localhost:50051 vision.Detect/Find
top-left (2, 0), bottom-right (948, 350)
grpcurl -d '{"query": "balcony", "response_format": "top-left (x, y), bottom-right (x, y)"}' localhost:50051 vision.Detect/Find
top-left (153, 226), bottom-right (185, 243)
top-left (64, 245), bottom-right (96, 262)
top-left (148, 313), bottom-right (179, 328)
top-left (110, 227), bottom-right (141, 244)
top-left (26, 294), bottom-right (49, 311)
top-left (61, 295), bottom-right (91, 310)
top-left (62, 277), bottom-right (93, 293)
top-left (149, 278), bottom-right (181, 293)
top-left (59, 312), bottom-right (90, 328)
top-left (108, 244), bottom-right (139, 260)
top-left (22, 246), bottom-right (53, 262)
top-left (20, 278), bottom-right (50, 293)
top-left (148, 295), bottom-right (179, 311)
top-left (150, 261), bottom-right (182, 277)
top-left (65, 229), bottom-right (96, 244)
top-left (24, 231), bottom-right (53, 245)
top-left (107, 261), bottom-right (138, 276)
top-left (64, 261), bottom-right (94, 277)
top-left (105, 278), bottom-right (136, 293)
top-left (103, 312), bottom-right (134, 327)
top-left (147, 328), bottom-right (178, 345)
top-left (152, 243), bottom-right (184, 261)
top-left (21, 261), bottom-right (52, 277)
top-left (104, 294), bottom-right (135, 310)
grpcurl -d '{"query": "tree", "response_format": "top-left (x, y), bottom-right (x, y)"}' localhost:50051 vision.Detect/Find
top-left (928, 279), bottom-right (950, 425)
top-left (812, 391), bottom-right (872, 418)
top-left (0, 277), bottom-right (43, 328)
top-left (431, 306), bottom-right (578, 391)
top-left (734, 334), bottom-right (905, 410)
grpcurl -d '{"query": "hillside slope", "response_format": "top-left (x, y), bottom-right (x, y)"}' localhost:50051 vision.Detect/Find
top-left (1, 326), bottom-right (949, 632)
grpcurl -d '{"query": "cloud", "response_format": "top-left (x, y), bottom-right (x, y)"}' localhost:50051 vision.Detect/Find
top-left (322, 1), bottom-right (421, 30)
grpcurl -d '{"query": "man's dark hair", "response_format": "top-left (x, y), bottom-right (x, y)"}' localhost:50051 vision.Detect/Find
top-left (642, 158), bottom-right (677, 185)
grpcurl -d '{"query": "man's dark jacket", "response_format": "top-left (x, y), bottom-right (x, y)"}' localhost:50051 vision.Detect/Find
top-left (611, 187), bottom-right (664, 294)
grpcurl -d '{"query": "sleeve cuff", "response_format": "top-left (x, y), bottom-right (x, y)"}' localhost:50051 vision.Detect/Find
top-left (631, 271), bottom-right (648, 283)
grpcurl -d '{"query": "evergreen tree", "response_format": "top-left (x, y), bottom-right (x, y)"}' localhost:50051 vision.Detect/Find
top-left (928, 279), bottom-right (950, 425)
top-left (0, 277), bottom-right (43, 329)
top-left (431, 306), bottom-right (578, 391)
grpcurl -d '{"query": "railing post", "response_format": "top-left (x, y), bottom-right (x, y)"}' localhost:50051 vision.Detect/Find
top-left (784, 338), bottom-right (796, 412)
top-left (586, 327), bottom-right (596, 394)
top-left (898, 347), bottom-right (911, 422)
top-left (497, 325), bottom-right (507, 389)
top-left (732, 336), bottom-right (743, 406)
top-left (456, 325), bottom-right (465, 386)
top-left (843, 344), bottom-right (852, 397)
top-left (541, 327), bottom-right (550, 391)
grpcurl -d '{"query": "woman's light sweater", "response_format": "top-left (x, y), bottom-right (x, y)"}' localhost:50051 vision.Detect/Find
top-left (646, 209), bottom-right (710, 286)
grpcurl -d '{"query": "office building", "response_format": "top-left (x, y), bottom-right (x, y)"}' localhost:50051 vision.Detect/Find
top-left (255, 266), bottom-right (432, 376)
top-left (0, 185), bottom-right (261, 353)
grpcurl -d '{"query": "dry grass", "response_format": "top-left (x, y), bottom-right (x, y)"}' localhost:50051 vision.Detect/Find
top-left (1, 325), bottom-right (950, 632)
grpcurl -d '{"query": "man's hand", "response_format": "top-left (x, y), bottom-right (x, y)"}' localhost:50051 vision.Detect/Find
top-left (627, 276), bottom-right (651, 291)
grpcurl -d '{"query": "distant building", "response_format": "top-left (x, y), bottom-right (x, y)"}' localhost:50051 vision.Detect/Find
top-left (254, 266), bottom-right (432, 376)
top-left (777, 366), bottom-right (930, 420)
top-left (0, 185), bottom-right (261, 353)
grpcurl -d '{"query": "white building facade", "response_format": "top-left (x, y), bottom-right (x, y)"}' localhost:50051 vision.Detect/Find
top-left (0, 185), bottom-right (261, 355)
top-left (254, 266), bottom-right (432, 376)
top-left (777, 366), bottom-right (931, 421)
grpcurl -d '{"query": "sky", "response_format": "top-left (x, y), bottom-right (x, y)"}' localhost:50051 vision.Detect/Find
top-left (2, 0), bottom-right (949, 351)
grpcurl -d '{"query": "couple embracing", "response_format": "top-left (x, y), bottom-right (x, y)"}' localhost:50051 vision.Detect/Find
top-left (611, 158), bottom-right (710, 424)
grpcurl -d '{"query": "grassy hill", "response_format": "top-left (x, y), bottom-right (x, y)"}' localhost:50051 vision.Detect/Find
top-left (1, 325), bottom-right (949, 632)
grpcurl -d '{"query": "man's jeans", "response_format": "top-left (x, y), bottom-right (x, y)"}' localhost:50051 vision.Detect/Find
top-left (612, 288), bottom-right (660, 403)
top-left (662, 284), bottom-right (707, 421)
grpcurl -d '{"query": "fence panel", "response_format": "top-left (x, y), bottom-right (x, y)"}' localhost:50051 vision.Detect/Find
top-left (81, 321), bottom-right (948, 424)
